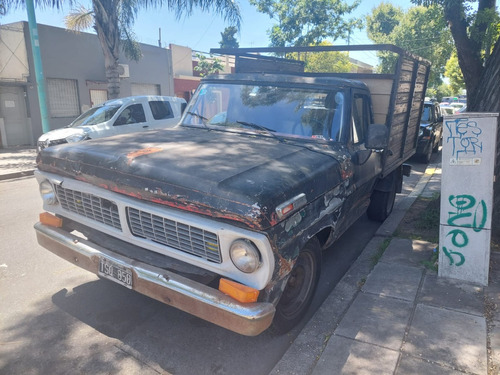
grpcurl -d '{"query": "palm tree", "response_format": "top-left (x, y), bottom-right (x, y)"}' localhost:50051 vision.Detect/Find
top-left (66, 0), bottom-right (240, 98)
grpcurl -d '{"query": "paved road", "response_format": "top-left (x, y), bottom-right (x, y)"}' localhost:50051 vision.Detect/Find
top-left (0, 156), bottom-right (433, 375)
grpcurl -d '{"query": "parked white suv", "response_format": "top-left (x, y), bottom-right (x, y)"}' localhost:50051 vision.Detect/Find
top-left (37, 95), bottom-right (186, 151)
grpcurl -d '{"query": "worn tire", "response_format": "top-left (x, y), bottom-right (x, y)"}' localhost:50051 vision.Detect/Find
top-left (271, 238), bottom-right (321, 334)
top-left (367, 183), bottom-right (397, 222)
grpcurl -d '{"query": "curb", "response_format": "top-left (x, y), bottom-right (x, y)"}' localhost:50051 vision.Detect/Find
top-left (270, 162), bottom-right (440, 375)
top-left (0, 169), bottom-right (35, 181)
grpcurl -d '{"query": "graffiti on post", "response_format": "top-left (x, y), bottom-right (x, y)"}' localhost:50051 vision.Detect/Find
top-left (445, 119), bottom-right (483, 159)
top-left (442, 194), bottom-right (487, 266)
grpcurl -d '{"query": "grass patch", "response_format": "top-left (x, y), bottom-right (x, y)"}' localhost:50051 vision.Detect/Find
top-left (416, 199), bottom-right (440, 231)
top-left (421, 248), bottom-right (439, 272)
top-left (396, 194), bottom-right (440, 244)
top-left (371, 237), bottom-right (392, 266)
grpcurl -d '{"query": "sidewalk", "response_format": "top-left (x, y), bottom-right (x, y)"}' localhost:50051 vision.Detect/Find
top-left (272, 163), bottom-right (499, 375)
top-left (0, 146), bottom-right (37, 181)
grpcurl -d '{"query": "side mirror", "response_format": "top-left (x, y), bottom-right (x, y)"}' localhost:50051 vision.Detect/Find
top-left (437, 116), bottom-right (443, 122)
top-left (365, 123), bottom-right (388, 150)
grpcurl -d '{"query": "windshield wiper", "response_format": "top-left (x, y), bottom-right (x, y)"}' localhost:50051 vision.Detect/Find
top-left (235, 121), bottom-right (284, 142)
top-left (186, 111), bottom-right (210, 128)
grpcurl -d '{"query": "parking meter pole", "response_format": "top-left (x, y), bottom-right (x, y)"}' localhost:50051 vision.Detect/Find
top-left (439, 113), bottom-right (499, 285)
top-left (25, 0), bottom-right (50, 134)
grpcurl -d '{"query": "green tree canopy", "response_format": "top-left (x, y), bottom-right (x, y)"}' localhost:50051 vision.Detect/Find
top-left (366, 2), bottom-right (404, 43)
top-left (411, 0), bottom-right (499, 111)
top-left (194, 53), bottom-right (224, 77)
top-left (298, 41), bottom-right (352, 73)
top-left (444, 52), bottom-right (465, 94)
top-left (366, 3), bottom-right (454, 88)
top-left (219, 26), bottom-right (239, 49)
top-left (249, 0), bottom-right (363, 47)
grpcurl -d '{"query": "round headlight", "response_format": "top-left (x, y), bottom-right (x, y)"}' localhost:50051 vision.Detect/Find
top-left (229, 239), bottom-right (261, 273)
top-left (40, 180), bottom-right (57, 205)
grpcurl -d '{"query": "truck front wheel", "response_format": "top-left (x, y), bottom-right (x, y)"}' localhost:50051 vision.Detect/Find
top-left (367, 181), bottom-right (397, 222)
top-left (271, 238), bottom-right (321, 334)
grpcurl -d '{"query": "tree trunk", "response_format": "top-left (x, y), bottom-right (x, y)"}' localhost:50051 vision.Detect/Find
top-left (93, 0), bottom-right (121, 99)
top-left (471, 37), bottom-right (500, 237)
top-left (104, 63), bottom-right (120, 99)
top-left (469, 37), bottom-right (500, 112)
top-left (443, 1), bottom-right (484, 108)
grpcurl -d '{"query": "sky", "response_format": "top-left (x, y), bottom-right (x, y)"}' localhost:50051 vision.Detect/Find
top-left (1, 0), bottom-right (414, 65)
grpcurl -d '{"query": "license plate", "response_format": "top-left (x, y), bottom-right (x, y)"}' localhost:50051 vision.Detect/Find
top-left (98, 257), bottom-right (133, 289)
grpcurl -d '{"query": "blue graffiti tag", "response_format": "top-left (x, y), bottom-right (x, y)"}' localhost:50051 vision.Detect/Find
top-left (445, 119), bottom-right (483, 159)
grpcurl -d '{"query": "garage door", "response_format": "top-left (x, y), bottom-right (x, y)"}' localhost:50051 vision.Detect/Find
top-left (0, 86), bottom-right (31, 146)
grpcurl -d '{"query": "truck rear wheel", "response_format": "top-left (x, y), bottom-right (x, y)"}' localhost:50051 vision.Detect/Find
top-left (271, 238), bottom-right (321, 334)
top-left (367, 182), bottom-right (397, 222)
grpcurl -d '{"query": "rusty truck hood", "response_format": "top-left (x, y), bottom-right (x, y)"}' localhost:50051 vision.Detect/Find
top-left (37, 126), bottom-right (345, 230)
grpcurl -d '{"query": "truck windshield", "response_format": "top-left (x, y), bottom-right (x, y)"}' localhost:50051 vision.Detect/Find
top-left (183, 83), bottom-right (345, 142)
top-left (69, 104), bottom-right (121, 127)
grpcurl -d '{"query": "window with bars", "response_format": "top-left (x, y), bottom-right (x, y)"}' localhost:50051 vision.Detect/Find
top-left (90, 89), bottom-right (108, 107)
top-left (47, 78), bottom-right (80, 118)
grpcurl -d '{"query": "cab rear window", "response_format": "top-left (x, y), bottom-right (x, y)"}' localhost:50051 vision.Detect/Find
top-left (149, 101), bottom-right (173, 120)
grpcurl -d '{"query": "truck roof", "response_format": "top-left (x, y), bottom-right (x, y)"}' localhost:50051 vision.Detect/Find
top-left (203, 73), bottom-right (369, 91)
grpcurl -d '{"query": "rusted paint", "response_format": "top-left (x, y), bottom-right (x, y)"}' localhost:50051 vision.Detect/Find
top-left (277, 253), bottom-right (295, 279)
top-left (126, 147), bottom-right (163, 165)
top-left (37, 130), bottom-right (347, 232)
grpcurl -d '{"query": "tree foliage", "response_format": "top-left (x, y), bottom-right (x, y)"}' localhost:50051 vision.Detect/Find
top-left (444, 52), bottom-right (465, 94)
top-left (411, 0), bottom-right (499, 111)
top-left (366, 2), bottom-right (403, 42)
top-left (249, 0), bottom-right (363, 47)
top-left (297, 42), bottom-right (352, 73)
top-left (426, 83), bottom-right (453, 101)
top-left (219, 26), bottom-right (239, 49)
top-left (194, 53), bottom-right (224, 77)
top-left (366, 3), bottom-right (454, 88)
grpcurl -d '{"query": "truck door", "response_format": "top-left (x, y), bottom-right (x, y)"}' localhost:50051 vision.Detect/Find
top-left (345, 91), bottom-right (383, 217)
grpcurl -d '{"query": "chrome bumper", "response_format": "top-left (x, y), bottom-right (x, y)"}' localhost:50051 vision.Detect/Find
top-left (34, 222), bottom-right (275, 336)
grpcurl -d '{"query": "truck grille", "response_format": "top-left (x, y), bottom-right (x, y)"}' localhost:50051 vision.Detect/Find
top-left (55, 186), bottom-right (121, 231)
top-left (127, 207), bottom-right (221, 263)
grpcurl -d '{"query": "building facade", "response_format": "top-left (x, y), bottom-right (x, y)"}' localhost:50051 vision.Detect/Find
top-left (0, 22), bottom-right (175, 147)
top-left (170, 44), bottom-right (234, 102)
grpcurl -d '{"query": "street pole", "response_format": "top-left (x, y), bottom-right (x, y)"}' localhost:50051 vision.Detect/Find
top-left (25, 0), bottom-right (50, 133)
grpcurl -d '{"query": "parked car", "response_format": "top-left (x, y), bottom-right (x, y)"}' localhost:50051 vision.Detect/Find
top-left (440, 105), bottom-right (455, 116)
top-left (416, 101), bottom-right (443, 162)
top-left (450, 102), bottom-right (465, 113)
top-left (37, 95), bottom-right (186, 151)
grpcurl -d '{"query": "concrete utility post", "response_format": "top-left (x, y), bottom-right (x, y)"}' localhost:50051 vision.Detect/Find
top-left (25, 0), bottom-right (50, 133)
top-left (439, 113), bottom-right (499, 286)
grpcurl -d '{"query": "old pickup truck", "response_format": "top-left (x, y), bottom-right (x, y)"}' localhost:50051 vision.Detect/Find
top-left (34, 45), bottom-right (430, 336)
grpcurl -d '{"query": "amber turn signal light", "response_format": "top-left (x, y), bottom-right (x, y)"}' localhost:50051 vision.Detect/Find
top-left (219, 278), bottom-right (260, 303)
top-left (39, 212), bottom-right (63, 228)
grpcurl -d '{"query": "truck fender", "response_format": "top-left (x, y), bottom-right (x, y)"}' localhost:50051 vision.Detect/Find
top-left (373, 166), bottom-right (403, 194)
